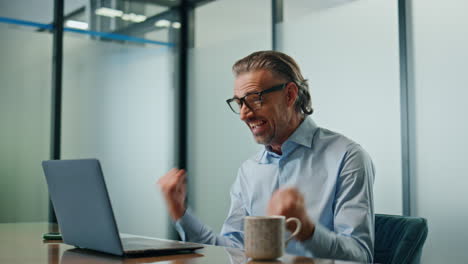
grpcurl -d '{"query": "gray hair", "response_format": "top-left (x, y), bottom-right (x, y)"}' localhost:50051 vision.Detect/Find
top-left (232, 50), bottom-right (313, 116)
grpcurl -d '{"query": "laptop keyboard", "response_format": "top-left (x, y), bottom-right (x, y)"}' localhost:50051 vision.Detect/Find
top-left (122, 237), bottom-right (201, 252)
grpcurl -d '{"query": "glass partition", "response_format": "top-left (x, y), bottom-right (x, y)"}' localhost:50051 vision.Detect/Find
top-left (188, 0), bottom-right (272, 232)
top-left (60, 0), bottom-right (177, 238)
top-left (410, 0), bottom-right (468, 262)
top-left (0, 1), bottom-right (53, 222)
top-left (279, 0), bottom-right (403, 214)
top-left (0, 0), bottom-right (53, 23)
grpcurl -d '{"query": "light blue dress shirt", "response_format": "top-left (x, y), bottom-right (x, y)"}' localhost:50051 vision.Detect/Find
top-left (175, 117), bottom-right (375, 262)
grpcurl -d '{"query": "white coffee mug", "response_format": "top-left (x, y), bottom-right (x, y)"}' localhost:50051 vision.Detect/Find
top-left (244, 215), bottom-right (302, 260)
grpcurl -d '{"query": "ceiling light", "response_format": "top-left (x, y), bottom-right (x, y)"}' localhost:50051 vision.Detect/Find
top-left (65, 20), bottom-right (89, 30)
top-left (133, 15), bottom-right (147, 23)
top-left (121, 13), bottom-right (147, 23)
top-left (154, 19), bottom-right (171, 28)
top-left (95, 7), bottom-right (124, 18)
top-left (172, 22), bottom-right (181, 29)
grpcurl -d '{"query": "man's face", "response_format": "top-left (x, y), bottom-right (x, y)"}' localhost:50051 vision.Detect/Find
top-left (233, 70), bottom-right (295, 147)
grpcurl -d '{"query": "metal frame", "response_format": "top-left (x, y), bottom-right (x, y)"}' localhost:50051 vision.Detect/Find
top-left (177, 0), bottom-right (190, 176)
top-left (398, 0), bottom-right (411, 216)
top-left (37, 6), bottom-right (85, 32)
top-left (49, 0), bottom-right (64, 223)
top-left (164, 0), bottom-right (194, 240)
top-left (272, 0), bottom-right (283, 50)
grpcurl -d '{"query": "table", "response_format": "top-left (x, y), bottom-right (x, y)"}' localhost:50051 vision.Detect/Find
top-left (0, 222), bottom-right (360, 264)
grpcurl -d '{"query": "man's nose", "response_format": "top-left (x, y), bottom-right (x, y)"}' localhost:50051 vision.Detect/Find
top-left (239, 104), bottom-right (253, 121)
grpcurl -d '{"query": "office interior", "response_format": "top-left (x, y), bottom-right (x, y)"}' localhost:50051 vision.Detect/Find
top-left (0, 0), bottom-right (466, 263)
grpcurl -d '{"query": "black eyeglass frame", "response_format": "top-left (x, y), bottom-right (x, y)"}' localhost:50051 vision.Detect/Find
top-left (226, 83), bottom-right (288, 114)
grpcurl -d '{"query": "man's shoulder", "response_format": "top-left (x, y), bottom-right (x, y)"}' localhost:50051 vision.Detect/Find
top-left (318, 126), bottom-right (374, 168)
top-left (314, 126), bottom-right (360, 152)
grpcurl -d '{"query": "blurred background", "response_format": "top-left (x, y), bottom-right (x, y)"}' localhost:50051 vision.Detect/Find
top-left (0, 0), bottom-right (466, 263)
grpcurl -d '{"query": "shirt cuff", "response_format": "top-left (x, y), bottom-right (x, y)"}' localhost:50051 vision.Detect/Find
top-left (174, 208), bottom-right (203, 242)
top-left (303, 223), bottom-right (333, 257)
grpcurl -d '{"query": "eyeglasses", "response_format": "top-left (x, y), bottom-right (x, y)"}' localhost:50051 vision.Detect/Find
top-left (226, 83), bottom-right (287, 114)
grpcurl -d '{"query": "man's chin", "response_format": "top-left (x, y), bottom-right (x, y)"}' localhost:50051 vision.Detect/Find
top-left (253, 135), bottom-right (271, 145)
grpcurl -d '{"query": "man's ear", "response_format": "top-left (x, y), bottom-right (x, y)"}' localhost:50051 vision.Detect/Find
top-left (286, 82), bottom-right (299, 107)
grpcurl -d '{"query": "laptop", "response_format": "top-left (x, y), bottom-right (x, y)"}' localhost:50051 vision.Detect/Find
top-left (42, 158), bottom-right (203, 256)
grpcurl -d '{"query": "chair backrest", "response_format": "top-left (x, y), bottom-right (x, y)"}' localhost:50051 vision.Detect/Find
top-left (374, 214), bottom-right (428, 264)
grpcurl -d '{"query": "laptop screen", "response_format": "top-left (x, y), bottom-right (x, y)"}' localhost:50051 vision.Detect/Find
top-left (42, 159), bottom-right (124, 255)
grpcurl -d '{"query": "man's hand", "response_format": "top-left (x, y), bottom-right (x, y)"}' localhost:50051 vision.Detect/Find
top-left (157, 168), bottom-right (187, 221)
top-left (267, 187), bottom-right (315, 241)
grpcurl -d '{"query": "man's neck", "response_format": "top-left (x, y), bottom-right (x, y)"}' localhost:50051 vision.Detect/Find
top-left (268, 144), bottom-right (283, 155)
top-left (268, 115), bottom-right (305, 155)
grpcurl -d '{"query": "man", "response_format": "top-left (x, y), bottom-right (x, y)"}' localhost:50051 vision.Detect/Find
top-left (158, 51), bottom-right (374, 262)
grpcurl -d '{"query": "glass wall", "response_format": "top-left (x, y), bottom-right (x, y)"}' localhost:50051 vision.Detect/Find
top-left (187, 0), bottom-right (272, 232)
top-left (410, 0), bottom-right (468, 262)
top-left (0, 1), bottom-right (53, 223)
top-left (278, 0), bottom-right (403, 214)
top-left (60, 0), bottom-right (178, 237)
top-left (0, 0), bottom-right (179, 237)
top-left (0, 0), bottom-right (53, 23)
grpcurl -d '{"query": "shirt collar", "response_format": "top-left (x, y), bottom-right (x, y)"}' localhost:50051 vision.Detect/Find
top-left (256, 117), bottom-right (318, 164)
top-left (287, 116), bottom-right (317, 148)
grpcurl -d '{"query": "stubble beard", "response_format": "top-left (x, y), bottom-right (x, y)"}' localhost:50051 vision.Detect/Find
top-left (253, 130), bottom-right (275, 146)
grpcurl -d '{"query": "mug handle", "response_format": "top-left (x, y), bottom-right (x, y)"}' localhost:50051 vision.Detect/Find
top-left (285, 217), bottom-right (302, 243)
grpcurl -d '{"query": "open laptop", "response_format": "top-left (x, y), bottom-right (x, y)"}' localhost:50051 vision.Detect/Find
top-left (42, 158), bottom-right (203, 256)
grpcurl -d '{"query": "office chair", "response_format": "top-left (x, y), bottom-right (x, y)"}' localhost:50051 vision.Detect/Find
top-left (374, 214), bottom-right (428, 264)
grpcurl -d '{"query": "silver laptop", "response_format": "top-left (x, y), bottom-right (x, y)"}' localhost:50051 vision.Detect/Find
top-left (42, 158), bottom-right (203, 256)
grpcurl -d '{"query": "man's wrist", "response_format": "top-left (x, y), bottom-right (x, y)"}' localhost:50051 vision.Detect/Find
top-left (170, 206), bottom-right (186, 221)
top-left (297, 219), bottom-right (315, 241)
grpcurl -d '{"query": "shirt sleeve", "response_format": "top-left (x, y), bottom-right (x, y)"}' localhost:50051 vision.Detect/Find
top-left (174, 173), bottom-right (246, 249)
top-left (303, 144), bottom-right (375, 263)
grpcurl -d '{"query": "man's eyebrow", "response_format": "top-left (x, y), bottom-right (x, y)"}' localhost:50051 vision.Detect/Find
top-left (233, 90), bottom-right (261, 99)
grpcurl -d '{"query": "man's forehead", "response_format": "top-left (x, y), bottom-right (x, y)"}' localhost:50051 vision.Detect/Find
top-left (235, 69), bottom-right (273, 83)
top-left (233, 70), bottom-right (275, 95)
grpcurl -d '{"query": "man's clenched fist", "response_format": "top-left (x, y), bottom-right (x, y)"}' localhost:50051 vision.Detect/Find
top-left (157, 168), bottom-right (187, 221)
top-left (267, 187), bottom-right (315, 241)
